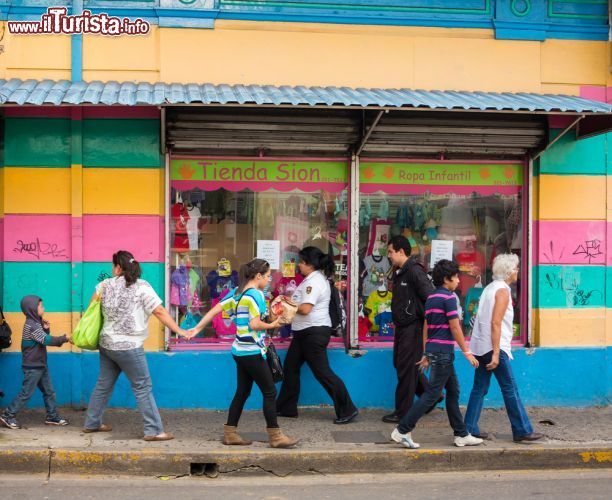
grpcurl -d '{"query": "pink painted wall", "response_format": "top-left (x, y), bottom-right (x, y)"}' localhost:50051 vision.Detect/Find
top-left (536, 220), bottom-right (606, 265)
top-left (3, 215), bottom-right (71, 262)
top-left (0, 217), bottom-right (4, 262)
top-left (82, 215), bottom-right (164, 262)
top-left (580, 85), bottom-right (612, 104)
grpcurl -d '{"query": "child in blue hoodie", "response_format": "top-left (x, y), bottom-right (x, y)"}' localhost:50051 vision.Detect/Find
top-left (0, 295), bottom-right (69, 429)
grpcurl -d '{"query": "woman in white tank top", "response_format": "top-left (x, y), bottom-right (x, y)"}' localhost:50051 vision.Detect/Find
top-left (464, 254), bottom-right (543, 443)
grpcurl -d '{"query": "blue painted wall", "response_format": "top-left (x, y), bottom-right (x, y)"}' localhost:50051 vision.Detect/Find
top-left (0, 347), bottom-right (610, 410)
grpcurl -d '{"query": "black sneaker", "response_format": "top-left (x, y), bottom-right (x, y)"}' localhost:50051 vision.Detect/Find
top-left (45, 416), bottom-right (69, 426)
top-left (382, 412), bottom-right (401, 424)
top-left (334, 409), bottom-right (359, 425)
top-left (0, 414), bottom-right (22, 429)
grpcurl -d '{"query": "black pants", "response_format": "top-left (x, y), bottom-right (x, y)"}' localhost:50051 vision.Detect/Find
top-left (393, 323), bottom-right (429, 417)
top-left (227, 354), bottom-right (278, 428)
top-left (276, 326), bottom-right (357, 419)
top-left (398, 351), bottom-right (467, 437)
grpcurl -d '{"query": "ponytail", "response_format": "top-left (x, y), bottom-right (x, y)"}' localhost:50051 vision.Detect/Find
top-left (237, 258), bottom-right (270, 294)
top-left (112, 250), bottom-right (142, 287)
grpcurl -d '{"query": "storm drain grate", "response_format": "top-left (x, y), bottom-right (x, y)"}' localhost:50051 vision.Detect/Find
top-left (331, 431), bottom-right (389, 444)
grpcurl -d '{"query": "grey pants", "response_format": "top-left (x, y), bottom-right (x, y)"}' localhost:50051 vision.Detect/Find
top-left (84, 346), bottom-right (164, 436)
top-left (6, 368), bottom-right (59, 418)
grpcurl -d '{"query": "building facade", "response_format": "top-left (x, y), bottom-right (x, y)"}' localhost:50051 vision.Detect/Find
top-left (0, 1), bottom-right (611, 409)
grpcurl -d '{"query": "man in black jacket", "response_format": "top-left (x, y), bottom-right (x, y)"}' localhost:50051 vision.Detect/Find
top-left (383, 235), bottom-right (436, 423)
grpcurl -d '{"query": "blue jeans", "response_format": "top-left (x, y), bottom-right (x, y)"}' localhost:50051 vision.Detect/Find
top-left (464, 350), bottom-right (533, 439)
top-left (5, 368), bottom-right (59, 418)
top-left (85, 346), bottom-right (164, 436)
top-left (397, 351), bottom-right (468, 437)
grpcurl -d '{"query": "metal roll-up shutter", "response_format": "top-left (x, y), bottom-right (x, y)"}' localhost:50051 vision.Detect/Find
top-left (165, 107), bottom-right (547, 159)
top-left (358, 111), bottom-right (547, 159)
top-left (166, 107), bottom-right (360, 157)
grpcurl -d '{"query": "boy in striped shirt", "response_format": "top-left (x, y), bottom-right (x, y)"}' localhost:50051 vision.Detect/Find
top-left (391, 259), bottom-right (483, 449)
top-left (0, 295), bottom-right (69, 430)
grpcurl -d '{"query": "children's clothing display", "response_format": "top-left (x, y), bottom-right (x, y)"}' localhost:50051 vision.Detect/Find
top-left (362, 254), bottom-right (391, 297)
top-left (172, 202), bottom-right (190, 252)
top-left (170, 265), bottom-right (190, 306)
top-left (206, 265), bottom-right (239, 299)
top-left (366, 219), bottom-right (391, 256)
top-left (364, 290), bottom-right (393, 333)
top-left (211, 289), bottom-right (237, 339)
top-left (186, 205), bottom-right (202, 251)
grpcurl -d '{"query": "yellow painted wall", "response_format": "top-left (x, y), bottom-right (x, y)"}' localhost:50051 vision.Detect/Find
top-left (535, 309), bottom-right (607, 347)
top-left (1, 21), bottom-right (609, 91)
top-left (3, 312), bottom-right (164, 352)
top-left (2, 168), bottom-right (71, 215)
top-left (539, 175), bottom-right (606, 220)
top-left (83, 168), bottom-right (163, 215)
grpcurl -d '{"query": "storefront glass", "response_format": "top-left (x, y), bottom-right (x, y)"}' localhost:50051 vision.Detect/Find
top-left (168, 157), bottom-right (349, 349)
top-left (357, 160), bottom-right (525, 345)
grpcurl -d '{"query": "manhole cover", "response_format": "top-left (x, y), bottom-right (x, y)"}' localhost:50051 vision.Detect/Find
top-left (331, 431), bottom-right (389, 444)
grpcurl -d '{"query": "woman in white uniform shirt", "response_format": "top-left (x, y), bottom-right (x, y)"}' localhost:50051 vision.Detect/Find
top-left (276, 246), bottom-right (358, 424)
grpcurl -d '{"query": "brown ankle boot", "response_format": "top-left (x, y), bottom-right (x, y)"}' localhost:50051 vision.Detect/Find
top-left (266, 427), bottom-right (299, 448)
top-left (223, 425), bottom-right (252, 445)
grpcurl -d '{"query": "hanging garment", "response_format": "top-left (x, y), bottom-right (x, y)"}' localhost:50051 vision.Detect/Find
top-left (362, 254), bottom-right (391, 297)
top-left (366, 219), bottom-right (391, 256)
top-left (364, 290), bottom-right (393, 333)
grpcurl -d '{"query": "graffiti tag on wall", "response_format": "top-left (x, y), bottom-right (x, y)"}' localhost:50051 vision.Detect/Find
top-left (13, 238), bottom-right (68, 261)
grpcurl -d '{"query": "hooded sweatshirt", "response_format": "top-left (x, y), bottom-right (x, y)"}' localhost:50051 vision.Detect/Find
top-left (20, 295), bottom-right (67, 369)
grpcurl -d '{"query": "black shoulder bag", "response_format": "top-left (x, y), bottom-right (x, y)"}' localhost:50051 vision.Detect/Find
top-left (0, 306), bottom-right (12, 350)
top-left (237, 289), bottom-right (284, 383)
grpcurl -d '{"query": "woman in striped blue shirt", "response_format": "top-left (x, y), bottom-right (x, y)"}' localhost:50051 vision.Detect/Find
top-left (189, 258), bottom-right (298, 448)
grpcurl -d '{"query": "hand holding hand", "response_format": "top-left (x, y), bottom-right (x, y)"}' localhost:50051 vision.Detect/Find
top-left (43, 320), bottom-right (50, 329)
top-left (466, 353), bottom-right (479, 369)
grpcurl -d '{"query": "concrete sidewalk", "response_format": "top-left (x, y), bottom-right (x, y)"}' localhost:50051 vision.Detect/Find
top-left (0, 406), bottom-right (610, 477)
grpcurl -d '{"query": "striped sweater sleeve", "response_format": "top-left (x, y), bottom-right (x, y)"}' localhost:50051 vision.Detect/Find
top-left (23, 322), bottom-right (47, 344)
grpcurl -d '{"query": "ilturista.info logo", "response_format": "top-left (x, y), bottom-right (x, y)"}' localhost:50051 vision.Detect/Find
top-left (8, 7), bottom-right (150, 36)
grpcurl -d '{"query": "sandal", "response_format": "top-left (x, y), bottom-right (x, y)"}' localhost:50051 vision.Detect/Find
top-left (143, 432), bottom-right (174, 442)
top-left (83, 424), bottom-right (112, 433)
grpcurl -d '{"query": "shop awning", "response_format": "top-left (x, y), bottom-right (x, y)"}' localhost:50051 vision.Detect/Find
top-left (1, 79), bottom-right (611, 114)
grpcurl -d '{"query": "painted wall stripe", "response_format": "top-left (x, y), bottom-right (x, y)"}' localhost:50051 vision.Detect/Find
top-left (534, 265), bottom-right (605, 309)
top-left (536, 220), bottom-right (606, 266)
top-left (83, 108), bottom-right (161, 120)
top-left (4, 118), bottom-right (71, 167)
top-left (538, 174), bottom-right (606, 220)
top-left (83, 119), bottom-right (161, 168)
top-left (4, 108), bottom-right (72, 118)
top-left (535, 308), bottom-right (607, 347)
top-left (3, 215), bottom-right (71, 263)
top-left (0, 347), bottom-right (609, 409)
top-left (3, 167), bottom-right (71, 214)
top-left (0, 262), bottom-right (165, 314)
top-left (2, 262), bottom-right (72, 313)
top-left (82, 215), bottom-right (164, 263)
top-left (83, 168), bottom-right (163, 215)
top-left (82, 262), bottom-right (165, 310)
top-left (539, 130), bottom-right (607, 176)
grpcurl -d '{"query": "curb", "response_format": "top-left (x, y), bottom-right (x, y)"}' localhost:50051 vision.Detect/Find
top-left (1, 446), bottom-right (611, 477)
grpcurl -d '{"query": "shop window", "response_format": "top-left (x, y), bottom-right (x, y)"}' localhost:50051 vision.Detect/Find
top-left (168, 157), bottom-right (349, 350)
top-left (357, 160), bottom-right (526, 345)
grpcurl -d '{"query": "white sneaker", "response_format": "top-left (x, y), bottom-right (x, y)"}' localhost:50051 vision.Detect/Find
top-left (454, 434), bottom-right (484, 447)
top-left (391, 428), bottom-right (420, 449)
